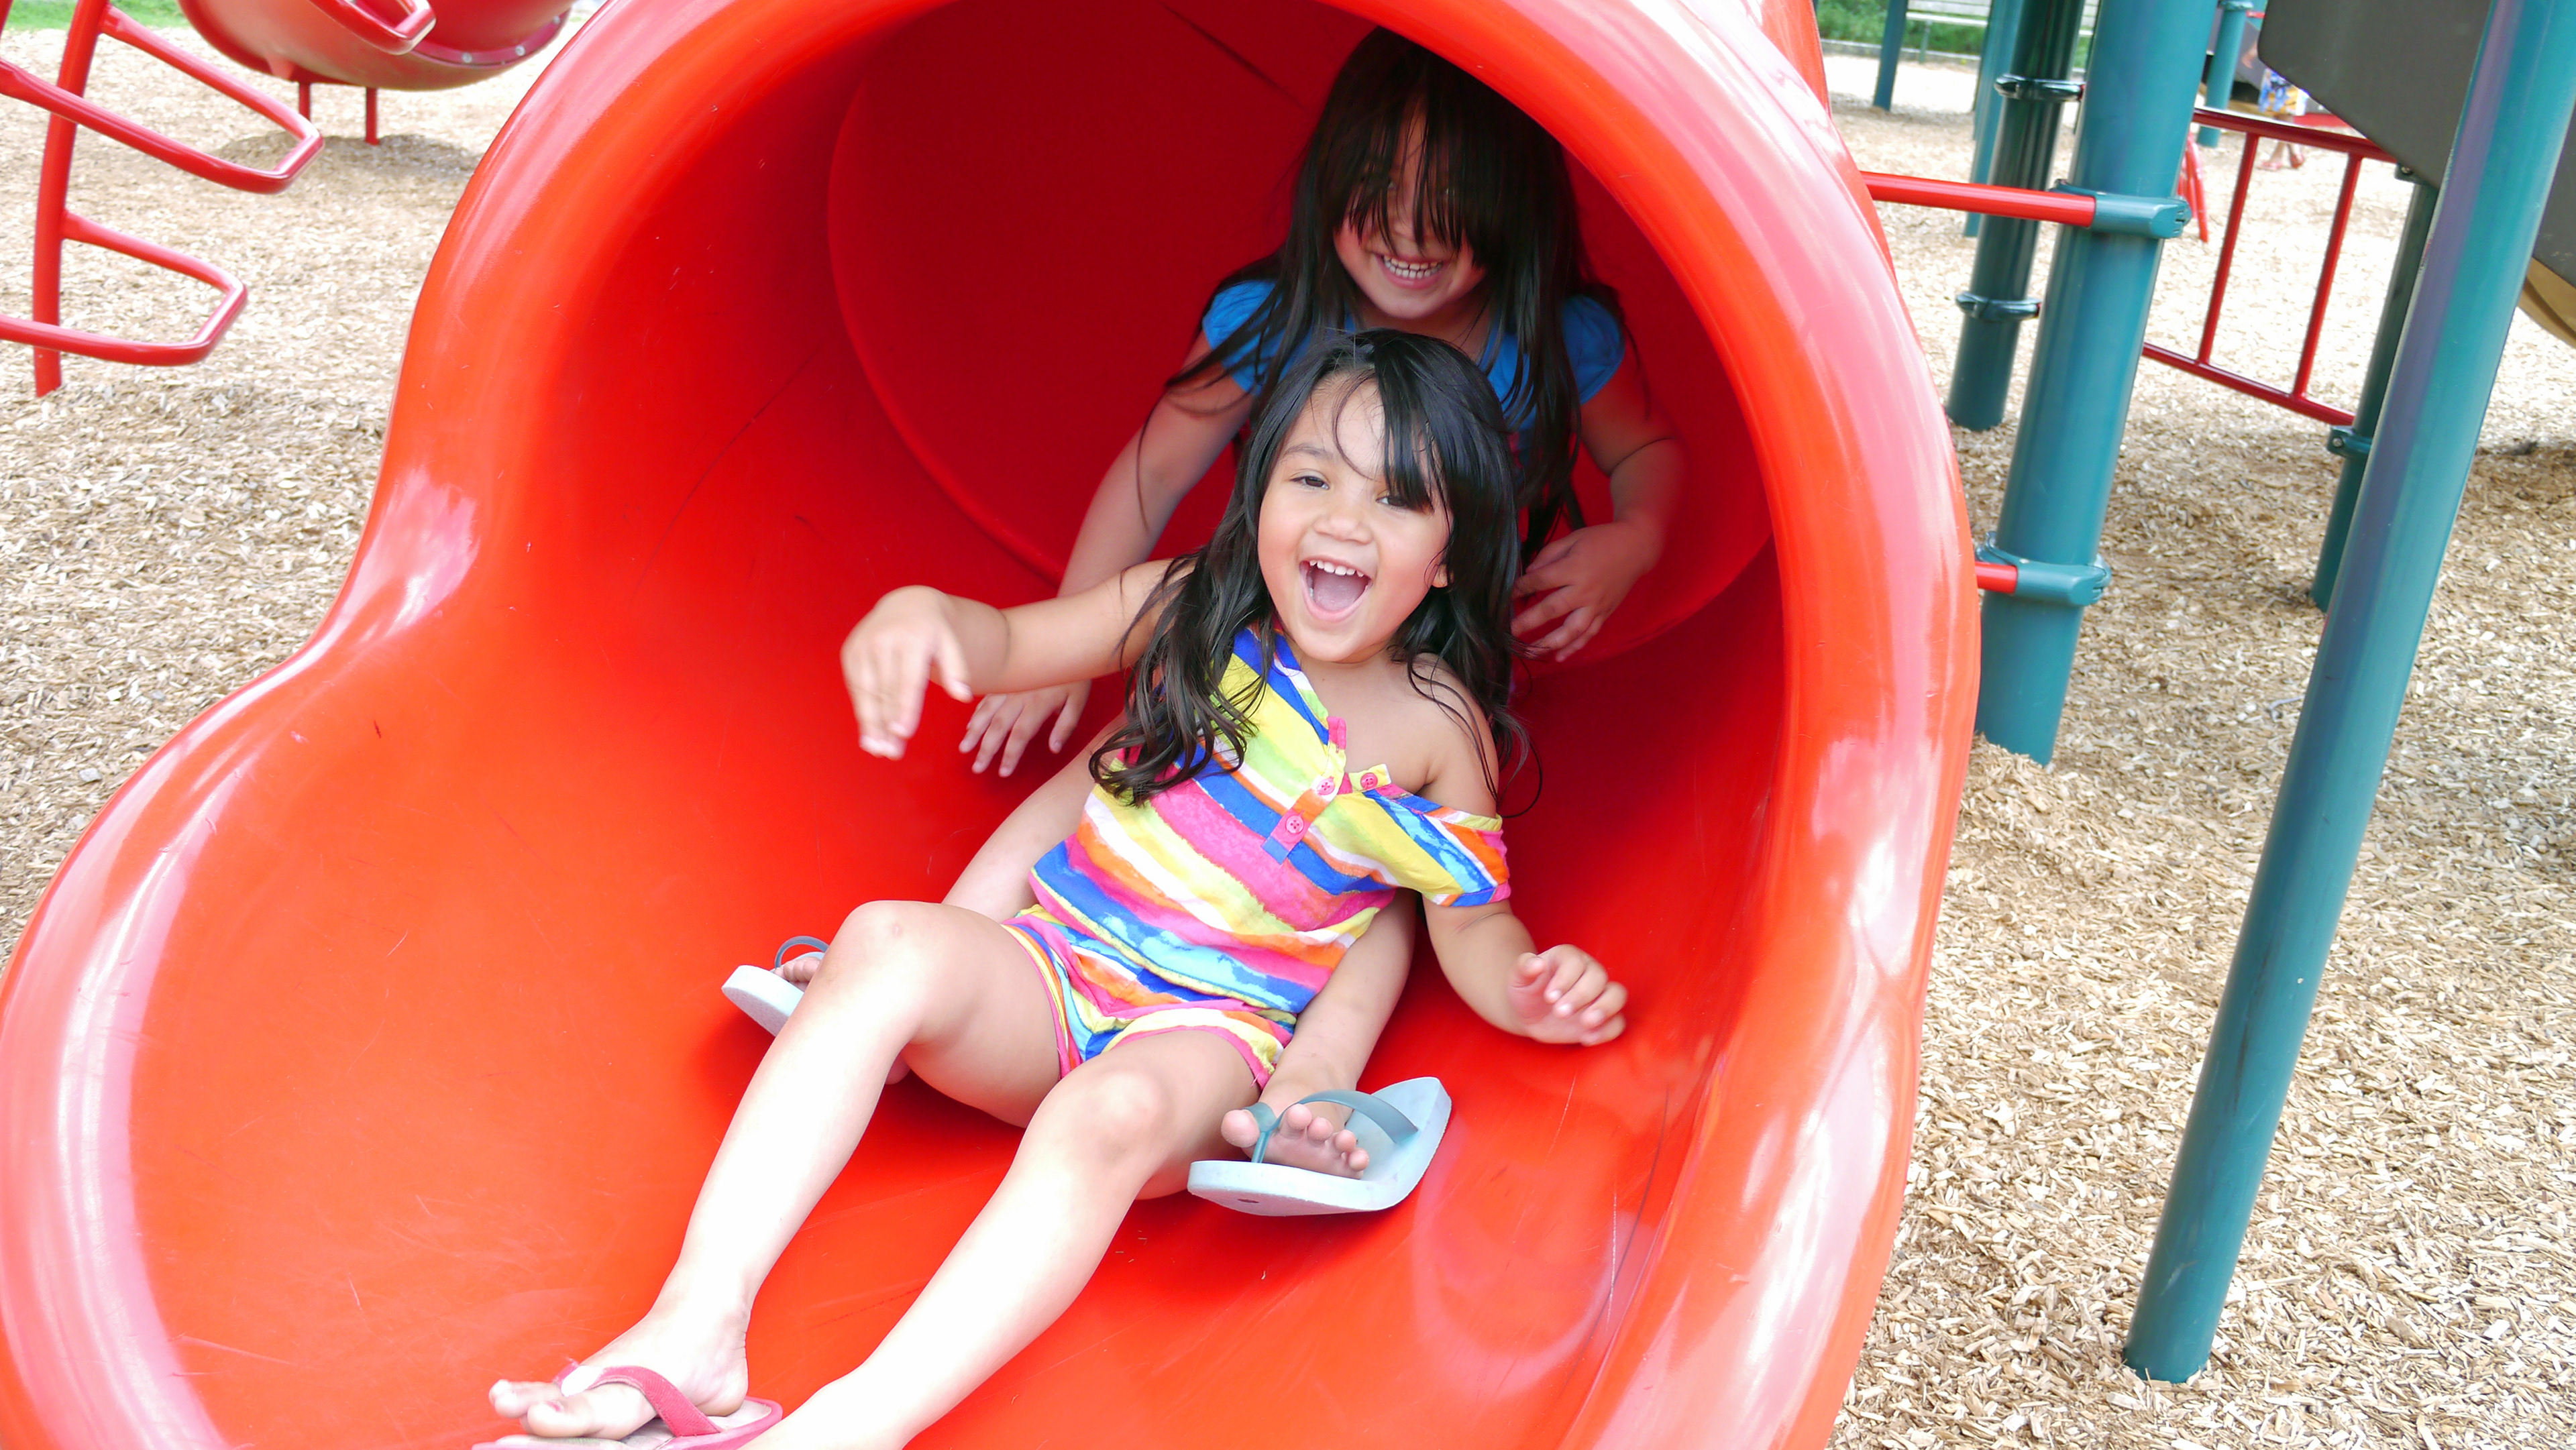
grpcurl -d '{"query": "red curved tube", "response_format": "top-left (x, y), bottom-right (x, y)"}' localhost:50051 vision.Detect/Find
top-left (15, 0), bottom-right (320, 392)
top-left (0, 209), bottom-right (246, 365)
top-left (0, 6), bottom-right (321, 195)
top-left (178, 0), bottom-right (566, 92)
top-left (0, 3), bottom-right (1976, 1449)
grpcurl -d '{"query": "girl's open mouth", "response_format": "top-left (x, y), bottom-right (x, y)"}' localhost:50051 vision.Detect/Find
top-left (1375, 252), bottom-right (1445, 288)
top-left (1302, 559), bottom-right (1372, 618)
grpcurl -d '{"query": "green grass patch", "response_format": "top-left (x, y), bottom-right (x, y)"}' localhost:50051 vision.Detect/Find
top-left (1817, 1), bottom-right (1988, 59)
top-left (6, 0), bottom-right (189, 29)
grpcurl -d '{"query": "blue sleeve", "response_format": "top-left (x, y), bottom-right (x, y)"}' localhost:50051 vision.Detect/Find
top-left (1201, 279), bottom-right (1277, 394)
top-left (1564, 294), bottom-right (1627, 403)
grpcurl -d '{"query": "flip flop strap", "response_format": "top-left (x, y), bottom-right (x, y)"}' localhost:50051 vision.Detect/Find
top-left (1246, 1089), bottom-right (1417, 1166)
top-left (582, 1366), bottom-right (718, 1439)
top-left (773, 936), bottom-right (830, 970)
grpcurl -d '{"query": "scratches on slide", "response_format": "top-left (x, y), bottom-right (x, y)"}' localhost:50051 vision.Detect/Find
top-left (1158, 4), bottom-right (1301, 111)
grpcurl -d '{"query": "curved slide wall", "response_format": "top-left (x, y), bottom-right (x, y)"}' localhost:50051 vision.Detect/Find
top-left (0, 3), bottom-right (1974, 1448)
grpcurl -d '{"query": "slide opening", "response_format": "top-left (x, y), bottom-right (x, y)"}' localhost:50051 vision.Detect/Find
top-left (0, 2), bottom-right (1969, 1448)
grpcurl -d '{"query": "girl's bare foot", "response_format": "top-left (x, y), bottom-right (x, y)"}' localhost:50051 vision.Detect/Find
top-left (1220, 1101), bottom-right (1368, 1177)
top-left (487, 1296), bottom-right (751, 1442)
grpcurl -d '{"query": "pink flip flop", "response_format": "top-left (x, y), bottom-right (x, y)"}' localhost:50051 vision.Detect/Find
top-left (476, 1365), bottom-right (782, 1450)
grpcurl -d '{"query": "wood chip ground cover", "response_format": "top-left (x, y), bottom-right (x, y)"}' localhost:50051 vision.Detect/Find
top-left (0, 34), bottom-right (2569, 1450)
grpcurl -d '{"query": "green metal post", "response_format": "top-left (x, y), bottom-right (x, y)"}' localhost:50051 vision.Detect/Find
top-left (1874, 0), bottom-right (1912, 111)
top-left (2127, 0), bottom-right (2576, 1384)
top-left (2198, 0), bottom-right (2252, 147)
top-left (1964, 0), bottom-right (2033, 239)
top-left (1945, 0), bottom-right (2090, 427)
top-left (2314, 172), bottom-right (2438, 609)
top-left (1974, 0), bottom-right (2212, 759)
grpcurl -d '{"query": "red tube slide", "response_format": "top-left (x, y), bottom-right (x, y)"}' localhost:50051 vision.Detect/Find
top-left (0, 2), bottom-right (1974, 1447)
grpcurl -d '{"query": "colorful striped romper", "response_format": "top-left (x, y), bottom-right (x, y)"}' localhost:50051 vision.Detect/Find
top-left (1005, 627), bottom-right (1510, 1084)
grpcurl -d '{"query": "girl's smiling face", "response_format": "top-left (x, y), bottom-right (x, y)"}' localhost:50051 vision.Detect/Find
top-left (1257, 378), bottom-right (1452, 665)
top-left (1333, 119), bottom-right (1488, 327)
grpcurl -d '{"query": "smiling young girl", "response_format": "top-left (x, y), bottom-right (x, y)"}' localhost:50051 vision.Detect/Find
top-left (486, 333), bottom-right (1627, 1450)
top-left (959, 26), bottom-right (1686, 777)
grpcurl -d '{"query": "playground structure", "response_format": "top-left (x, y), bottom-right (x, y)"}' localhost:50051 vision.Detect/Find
top-left (0, 3), bottom-right (1982, 1449)
top-left (178, 0), bottom-right (571, 128)
top-left (1886, 0), bottom-right (2576, 1387)
top-left (0, 0), bottom-right (565, 394)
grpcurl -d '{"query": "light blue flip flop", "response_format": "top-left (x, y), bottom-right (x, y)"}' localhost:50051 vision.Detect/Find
top-left (1187, 1077), bottom-right (1451, 1216)
top-left (720, 936), bottom-right (821, 1034)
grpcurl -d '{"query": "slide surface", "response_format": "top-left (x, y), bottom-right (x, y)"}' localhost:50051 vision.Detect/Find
top-left (0, 3), bottom-right (1973, 1448)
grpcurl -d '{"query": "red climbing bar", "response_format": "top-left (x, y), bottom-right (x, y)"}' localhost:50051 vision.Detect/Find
top-left (2145, 107), bottom-right (2396, 427)
top-left (2196, 125), bottom-right (2260, 363)
top-left (1974, 559), bottom-right (2018, 593)
top-left (1862, 172), bottom-right (2098, 227)
top-left (2293, 152), bottom-right (2366, 398)
top-left (2192, 105), bottom-right (2392, 162)
top-left (2139, 345), bottom-right (2358, 425)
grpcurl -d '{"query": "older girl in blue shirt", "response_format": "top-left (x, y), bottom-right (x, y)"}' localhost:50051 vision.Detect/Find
top-left (961, 27), bottom-right (1686, 776)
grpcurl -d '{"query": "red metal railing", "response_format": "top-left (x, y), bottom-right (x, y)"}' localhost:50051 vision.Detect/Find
top-left (0, 0), bottom-right (323, 393)
top-left (1862, 171), bottom-right (2100, 227)
top-left (2140, 106), bottom-right (2396, 427)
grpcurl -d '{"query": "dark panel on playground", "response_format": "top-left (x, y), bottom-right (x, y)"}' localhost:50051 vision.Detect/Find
top-left (2260, 0), bottom-right (2574, 282)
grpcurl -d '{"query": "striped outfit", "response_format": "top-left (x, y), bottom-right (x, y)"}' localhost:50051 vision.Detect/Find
top-left (1006, 627), bottom-right (1509, 1084)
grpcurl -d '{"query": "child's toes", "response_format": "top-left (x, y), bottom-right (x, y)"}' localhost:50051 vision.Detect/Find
top-left (489, 1380), bottom-right (557, 1417)
top-left (1219, 1107), bottom-right (1263, 1152)
top-left (521, 1382), bottom-right (655, 1441)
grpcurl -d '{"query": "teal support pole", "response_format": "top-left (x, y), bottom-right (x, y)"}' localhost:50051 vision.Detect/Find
top-left (1944, 0), bottom-right (2088, 427)
top-left (1974, 0), bottom-right (2214, 758)
top-left (1874, 0), bottom-right (1911, 111)
top-left (2314, 172), bottom-right (2438, 609)
top-left (2127, 0), bottom-right (2576, 1384)
top-left (2198, 0), bottom-right (2252, 148)
top-left (1964, 0), bottom-right (2031, 238)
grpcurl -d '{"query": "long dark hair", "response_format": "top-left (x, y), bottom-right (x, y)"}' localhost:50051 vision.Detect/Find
top-left (1175, 27), bottom-right (1616, 557)
top-left (1098, 331), bottom-right (1527, 803)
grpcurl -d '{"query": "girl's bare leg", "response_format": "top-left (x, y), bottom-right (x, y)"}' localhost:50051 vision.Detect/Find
top-left (489, 901), bottom-right (1063, 1441)
top-left (757, 1029), bottom-right (1254, 1450)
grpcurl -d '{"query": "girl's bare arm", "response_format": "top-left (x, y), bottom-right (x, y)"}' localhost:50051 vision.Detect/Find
top-left (957, 339), bottom-right (1254, 776)
top-left (842, 561), bottom-right (1171, 758)
top-left (1062, 336), bottom-right (1255, 594)
top-left (1254, 905), bottom-right (1412, 1106)
top-left (1412, 702), bottom-right (1626, 1044)
top-left (1513, 350), bottom-right (1688, 659)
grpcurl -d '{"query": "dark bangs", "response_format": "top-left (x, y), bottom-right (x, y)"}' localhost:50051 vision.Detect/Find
top-left (1101, 331), bottom-right (1528, 805)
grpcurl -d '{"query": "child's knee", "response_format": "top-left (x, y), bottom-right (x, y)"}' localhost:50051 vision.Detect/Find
top-left (1032, 1065), bottom-right (1184, 1172)
top-left (814, 900), bottom-right (945, 997)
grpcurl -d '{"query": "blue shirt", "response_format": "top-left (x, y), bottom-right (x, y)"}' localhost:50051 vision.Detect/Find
top-left (1201, 279), bottom-right (1626, 426)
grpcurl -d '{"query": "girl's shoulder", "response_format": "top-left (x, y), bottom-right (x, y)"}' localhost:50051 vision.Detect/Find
top-left (1204, 277), bottom-right (1277, 339)
top-left (1560, 293), bottom-right (1626, 401)
top-left (1202, 278), bottom-right (1280, 392)
top-left (1387, 657), bottom-right (1501, 812)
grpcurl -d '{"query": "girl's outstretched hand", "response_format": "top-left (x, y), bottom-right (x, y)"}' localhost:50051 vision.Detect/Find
top-left (959, 680), bottom-right (1089, 777)
top-left (841, 586), bottom-right (973, 759)
top-left (1507, 945), bottom-right (1627, 1046)
top-left (1511, 519), bottom-right (1663, 661)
